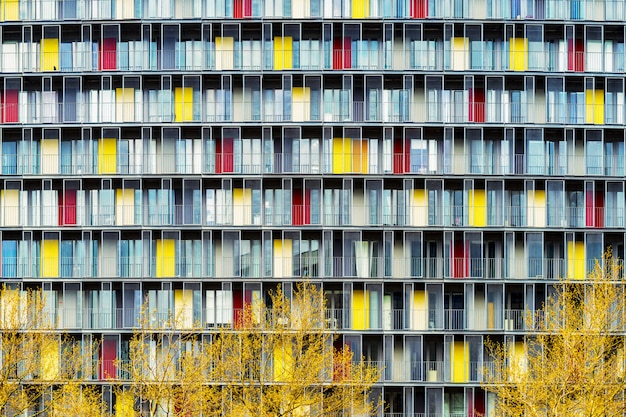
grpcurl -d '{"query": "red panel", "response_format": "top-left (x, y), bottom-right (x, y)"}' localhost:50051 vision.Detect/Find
top-left (100, 339), bottom-right (117, 380)
top-left (62, 190), bottom-right (77, 226)
top-left (413, 0), bottom-right (427, 17)
top-left (452, 241), bottom-right (466, 278)
top-left (4, 90), bottom-right (18, 123)
top-left (222, 137), bottom-right (234, 173)
top-left (101, 38), bottom-right (117, 70)
top-left (474, 389), bottom-right (485, 416)
top-left (469, 89), bottom-right (485, 123)
top-left (333, 342), bottom-right (351, 381)
top-left (568, 39), bottom-right (584, 72)
top-left (233, 0), bottom-right (242, 18)
top-left (575, 40), bottom-right (584, 72)
top-left (393, 139), bottom-right (403, 174)
top-left (233, 289), bottom-right (243, 328)
top-left (595, 192), bottom-right (604, 228)
top-left (292, 189), bottom-right (303, 226)
top-left (333, 39), bottom-right (343, 69)
top-left (343, 37), bottom-right (351, 69)
top-left (404, 138), bottom-right (411, 173)
top-left (243, 0), bottom-right (252, 17)
top-left (586, 190), bottom-right (595, 227)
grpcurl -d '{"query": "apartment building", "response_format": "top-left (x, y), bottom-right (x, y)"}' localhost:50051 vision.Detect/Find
top-left (0, 0), bottom-right (624, 415)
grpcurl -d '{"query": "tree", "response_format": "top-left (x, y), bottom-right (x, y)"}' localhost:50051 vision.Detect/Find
top-left (482, 250), bottom-right (626, 417)
top-left (48, 382), bottom-right (109, 417)
top-left (0, 285), bottom-right (103, 417)
top-left (123, 282), bottom-right (381, 417)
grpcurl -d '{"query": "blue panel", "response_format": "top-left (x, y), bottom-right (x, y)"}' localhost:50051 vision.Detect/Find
top-left (60, 240), bottom-right (73, 278)
top-left (2, 240), bottom-right (17, 278)
top-left (60, 42), bottom-right (73, 71)
top-left (2, 141), bottom-right (17, 175)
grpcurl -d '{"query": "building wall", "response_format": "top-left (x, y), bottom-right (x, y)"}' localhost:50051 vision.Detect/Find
top-left (1, 0), bottom-right (625, 415)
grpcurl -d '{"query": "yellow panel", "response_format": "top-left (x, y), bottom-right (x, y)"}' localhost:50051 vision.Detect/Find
top-left (274, 36), bottom-right (293, 70)
top-left (487, 302), bottom-right (495, 329)
top-left (352, 139), bottom-right (363, 173)
top-left (352, 139), bottom-right (368, 174)
top-left (41, 38), bottom-right (59, 71)
top-left (451, 37), bottom-right (469, 70)
top-left (42, 139), bottom-right (59, 175)
top-left (174, 289), bottom-right (182, 312)
top-left (42, 238), bottom-right (59, 278)
top-left (274, 37), bottom-right (283, 70)
top-left (116, 88), bottom-right (135, 122)
top-left (0, 289), bottom-right (17, 327)
top-left (273, 342), bottom-right (293, 382)
top-left (352, 290), bottom-right (369, 330)
top-left (233, 188), bottom-right (244, 224)
top-left (567, 241), bottom-right (585, 280)
top-left (41, 339), bottom-right (59, 380)
top-left (412, 290), bottom-right (426, 330)
top-left (116, 189), bottom-right (135, 226)
top-left (343, 138), bottom-right (351, 173)
top-left (332, 138), bottom-right (345, 174)
top-left (99, 138), bottom-right (117, 174)
top-left (174, 87), bottom-right (193, 122)
top-left (412, 189), bottom-right (427, 227)
top-left (509, 38), bottom-right (528, 71)
top-left (282, 239), bottom-right (292, 278)
top-left (509, 341), bottom-right (525, 378)
top-left (273, 239), bottom-right (283, 278)
top-left (116, 391), bottom-right (135, 417)
top-left (215, 37), bottom-right (234, 70)
top-left (292, 87), bottom-right (311, 121)
top-left (156, 239), bottom-right (175, 277)
top-left (594, 89), bottom-right (604, 124)
top-left (175, 289), bottom-right (193, 328)
top-left (469, 189), bottom-right (486, 227)
top-left (274, 239), bottom-right (292, 278)
top-left (283, 36), bottom-right (293, 70)
top-left (2, 189), bottom-right (19, 226)
top-left (0, 0), bottom-right (19, 20)
top-left (352, 0), bottom-right (369, 18)
top-left (527, 189), bottom-right (546, 227)
top-left (452, 341), bottom-right (467, 382)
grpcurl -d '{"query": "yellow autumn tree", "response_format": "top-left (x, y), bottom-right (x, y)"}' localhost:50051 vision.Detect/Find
top-left (0, 285), bottom-right (103, 417)
top-left (123, 282), bottom-right (381, 417)
top-left (120, 320), bottom-right (207, 417)
top-left (48, 382), bottom-right (109, 417)
top-left (482, 249), bottom-right (626, 417)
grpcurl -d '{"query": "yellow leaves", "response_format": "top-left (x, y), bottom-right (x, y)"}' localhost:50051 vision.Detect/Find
top-left (49, 383), bottom-right (107, 417)
top-left (122, 282), bottom-right (381, 417)
top-left (483, 250), bottom-right (626, 417)
top-left (0, 285), bottom-right (102, 417)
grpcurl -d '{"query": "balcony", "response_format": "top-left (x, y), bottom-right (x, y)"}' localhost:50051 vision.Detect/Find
top-left (504, 309), bottom-right (525, 331)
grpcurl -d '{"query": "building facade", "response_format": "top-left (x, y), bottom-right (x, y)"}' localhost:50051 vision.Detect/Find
top-left (1, 0), bottom-right (625, 415)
